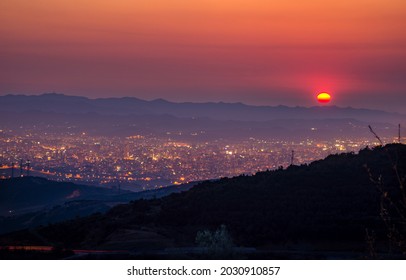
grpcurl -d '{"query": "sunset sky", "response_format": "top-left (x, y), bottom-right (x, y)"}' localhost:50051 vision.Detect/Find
top-left (1, 0), bottom-right (406, 112)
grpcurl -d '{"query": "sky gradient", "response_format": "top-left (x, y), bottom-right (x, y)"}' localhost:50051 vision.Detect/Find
top-left (1, 0), bottom-right (406, 112)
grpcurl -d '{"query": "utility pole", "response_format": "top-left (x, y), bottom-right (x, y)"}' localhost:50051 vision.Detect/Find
top-left (26, 159), bottom-right (31, 176)
top-left (11, 162), bottom-right (14, 178)
top-left (290, 150), bottom-right (294, 166)
top-left (399, 124), bottom-right (401, 143)
top-left (20, 159), bottom-right (23, 177)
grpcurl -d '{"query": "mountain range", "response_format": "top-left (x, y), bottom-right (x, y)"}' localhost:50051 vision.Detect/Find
top-left (1, 93), bottom-right (405, 123)
top-left (1, 93), bottom-right (404, 140)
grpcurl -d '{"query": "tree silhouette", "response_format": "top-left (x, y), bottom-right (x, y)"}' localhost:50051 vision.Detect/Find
top-left (196, 225), bottom-right (234, 258)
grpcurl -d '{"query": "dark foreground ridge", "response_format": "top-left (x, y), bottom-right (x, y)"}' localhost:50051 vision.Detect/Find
top-left (0, 177), bottom-right (196, 235)
top-left (1, 144), bottom-right (405, 259)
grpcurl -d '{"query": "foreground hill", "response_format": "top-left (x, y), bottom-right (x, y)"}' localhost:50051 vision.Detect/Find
top-left (1, 144), bottom-right (405, 259)
top-left (0, 177), bottom-right (196, 234)
top-left (0, 177), bottom-right (124, 216)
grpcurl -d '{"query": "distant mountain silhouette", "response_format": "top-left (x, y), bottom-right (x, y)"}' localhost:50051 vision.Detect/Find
top-left (1, 93), bottom-right (405, 123)
top-left (1, 94), bottom-right (403, 140)
top-left (1, 144), bottom-right (405, 259)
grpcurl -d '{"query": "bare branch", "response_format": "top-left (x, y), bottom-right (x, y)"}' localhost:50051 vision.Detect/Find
top-left (368, 125), bottom-right (383, 146)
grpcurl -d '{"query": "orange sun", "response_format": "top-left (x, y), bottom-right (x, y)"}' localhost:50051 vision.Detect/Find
top-left (317, 92), bottom-right (331, 103)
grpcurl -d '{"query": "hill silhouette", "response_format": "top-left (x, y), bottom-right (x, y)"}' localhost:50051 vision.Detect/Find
top-left (2, 94), bottom-right (403, 141)
top-left (0, 177), bottom-right (124, 216)
top-left (1, 93), bottom-right (405, 123)
top-left (1, 144), bottom-right (405, 259)
top-left (0, 177), bottom-right (196, 235)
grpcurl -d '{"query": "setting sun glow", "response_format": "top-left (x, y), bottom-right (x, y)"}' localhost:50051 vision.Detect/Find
top-left (317, 93), bottom-right (331, 103)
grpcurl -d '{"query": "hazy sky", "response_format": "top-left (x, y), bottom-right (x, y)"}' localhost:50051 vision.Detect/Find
top-left (1, 0), bottom-right (406, 112)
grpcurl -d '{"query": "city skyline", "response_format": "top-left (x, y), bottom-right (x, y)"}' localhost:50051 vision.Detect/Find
top-left (1, 0), bottom-right (406, 113)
